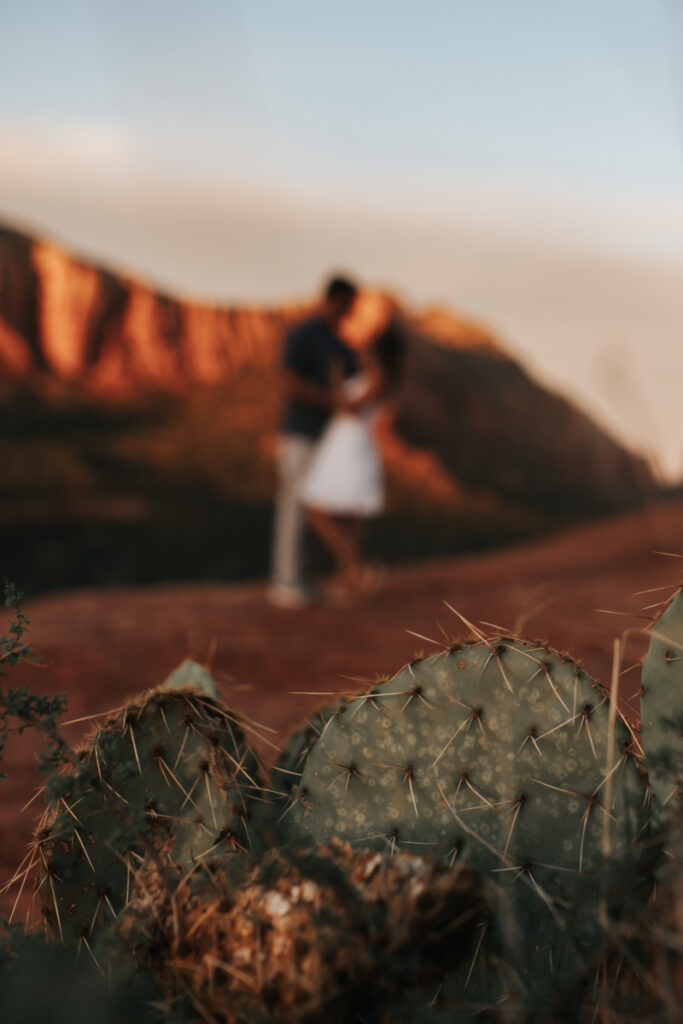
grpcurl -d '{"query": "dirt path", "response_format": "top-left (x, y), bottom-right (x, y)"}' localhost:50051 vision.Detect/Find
top-left (2, 499), bottom-right (682, 917)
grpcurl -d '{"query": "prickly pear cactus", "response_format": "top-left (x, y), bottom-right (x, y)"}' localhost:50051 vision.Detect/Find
top-left (38, 682), bottom-right (263, 946)
top-left (641, 588), bottom-right (683, 824)
top-left (120, 840), bottom-right (486, 1024)
top-left (277, 634), bottom-right (651, 1011)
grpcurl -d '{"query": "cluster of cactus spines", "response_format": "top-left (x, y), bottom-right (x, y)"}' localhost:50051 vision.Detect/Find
top-left (37, 680), bottom-right (263, 947)
top-left (276, 632), bottom-right (651, 1007)
top-left (641, 587), bottom-right (683, 827)
top-left (120, 839), bottom-right (487, 1024)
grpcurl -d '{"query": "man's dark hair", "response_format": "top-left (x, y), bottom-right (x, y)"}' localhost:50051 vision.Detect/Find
top-left (324, 276), bottom-right (358, 304)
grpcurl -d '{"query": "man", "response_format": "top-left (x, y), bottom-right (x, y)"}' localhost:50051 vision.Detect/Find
top-left (268, 276), bottom-right (358, 608)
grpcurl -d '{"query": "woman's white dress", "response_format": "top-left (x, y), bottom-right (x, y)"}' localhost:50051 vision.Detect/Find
top-left (300, 374), bottom-right (383, 516)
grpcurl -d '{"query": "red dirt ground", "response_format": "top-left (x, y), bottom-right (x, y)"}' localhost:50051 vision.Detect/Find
top-left (2, 499), bottom-right (682, 919)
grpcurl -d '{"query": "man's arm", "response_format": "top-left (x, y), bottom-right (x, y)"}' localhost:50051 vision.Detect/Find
top-left (281, 369), bottom-right (334, 408)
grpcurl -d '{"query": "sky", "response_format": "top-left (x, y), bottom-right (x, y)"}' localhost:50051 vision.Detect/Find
top-left (1, 1), bottom-right (682, 477)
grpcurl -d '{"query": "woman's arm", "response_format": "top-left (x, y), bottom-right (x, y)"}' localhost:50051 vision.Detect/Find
top-left (344, 362), bottom-right (386, 412)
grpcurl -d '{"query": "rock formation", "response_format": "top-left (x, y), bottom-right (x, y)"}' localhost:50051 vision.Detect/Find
top-left (0, 222), bottom-right (656, 513)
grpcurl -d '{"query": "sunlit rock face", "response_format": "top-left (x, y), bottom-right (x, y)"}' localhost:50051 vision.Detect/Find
top-left (32, 241), bottom-right (101, 380)
top-left (0, 223), bottom-right (656, 513)
top-left (0, 225), bottom-right (494, 391)
top-left (0, 225), bottom-right (304, 392)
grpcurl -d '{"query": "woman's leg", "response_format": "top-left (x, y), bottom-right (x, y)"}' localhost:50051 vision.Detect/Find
top-left (344, 515), bottom-right (385, 593)
top-left (347, 516), bottom-right (365, 562)
top-left (307, 508), bottom-right (361, 584)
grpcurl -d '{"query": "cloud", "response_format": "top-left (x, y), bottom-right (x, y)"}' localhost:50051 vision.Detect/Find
top-left (1, 117), bottom-right (134, 174)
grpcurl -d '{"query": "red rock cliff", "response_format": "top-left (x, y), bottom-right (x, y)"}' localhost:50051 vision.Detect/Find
top-left (0, 223), bottom-right (657, 513)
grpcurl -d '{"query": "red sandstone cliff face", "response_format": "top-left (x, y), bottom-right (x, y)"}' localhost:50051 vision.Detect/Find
top-left (0, 226), bottom-right (499, 391)
top-left (0, 223), bottom-right (657, 513)
top-left (0, 227), bottom-right (306, 391)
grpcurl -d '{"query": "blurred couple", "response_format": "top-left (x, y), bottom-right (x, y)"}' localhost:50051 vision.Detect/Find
top-left (268, 276), bottom-right (404, 609)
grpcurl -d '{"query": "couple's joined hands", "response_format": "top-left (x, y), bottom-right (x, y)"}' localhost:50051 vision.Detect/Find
top-left (333, 388), bottom-right (365, 414)
top-left (330, 361), bottom-right (381, 414)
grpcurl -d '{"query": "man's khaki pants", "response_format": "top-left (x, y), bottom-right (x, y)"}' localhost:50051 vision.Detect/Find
top-left (270, 434), bottom-right (316, 592)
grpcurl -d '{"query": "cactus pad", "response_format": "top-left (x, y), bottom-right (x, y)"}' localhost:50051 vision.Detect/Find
top-left (38, 686), bottom-right (262, 945)
top-left (641, 587), bottom-right (683, 822)
top-left (272, 701), bottom-right (344, 800)
top-left (278, 635), bottom-right (650, 1009)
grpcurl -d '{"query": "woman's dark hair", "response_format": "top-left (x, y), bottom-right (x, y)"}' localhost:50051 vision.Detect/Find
top-left (372, 320), bottom-right (405, 390)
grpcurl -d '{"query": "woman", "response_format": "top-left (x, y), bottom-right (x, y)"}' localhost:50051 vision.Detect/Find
top-left (300, 322), bottom-right (404, 600)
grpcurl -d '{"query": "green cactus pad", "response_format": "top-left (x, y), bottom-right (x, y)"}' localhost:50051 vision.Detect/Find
top-left (38, 686), bottom-right (263, 945)
top-left (272, 700), bottom-right (345, 799)
top-left (278, 636), bottom-right (650, 1011)
top-left (641, 588), bottom-right (683, 823)
top-left (0, 928), bottom-right (160, 1024)
top-left (160, 658), bottom-right (220, 699)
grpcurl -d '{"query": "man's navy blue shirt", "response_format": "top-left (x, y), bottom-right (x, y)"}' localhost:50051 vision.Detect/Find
top-left (281, 316), bottom-right (357, 439)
